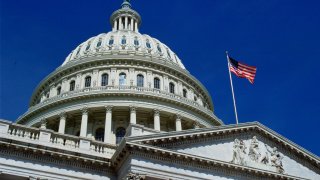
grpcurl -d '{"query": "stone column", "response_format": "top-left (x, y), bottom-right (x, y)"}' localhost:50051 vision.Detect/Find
top-left (58, 112), bottom-right (67, 134)
top-left (135, 21), bottom-right (138, 32)
top-left (154, 109), bottom-right (160, 131)
top-left (113, 19), bottom-right (118, 31)
top-left (130, 18), bottom-right (134, 31)
top-left (125, 16), bottom-right (128, 30)
top-left (175, 115), bottom-right (182, 131)
top-left (80, 107), bottom-right (88, 137)
top-left (104, 106), bottom-right (113, 143)
top-left (119, 17), bottom-right (122, 30)
top-left (130, 106), bottom-right (137, 124)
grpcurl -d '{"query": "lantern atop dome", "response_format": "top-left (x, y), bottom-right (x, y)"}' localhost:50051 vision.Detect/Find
top-left (110, 0), bottom-right (141, 32)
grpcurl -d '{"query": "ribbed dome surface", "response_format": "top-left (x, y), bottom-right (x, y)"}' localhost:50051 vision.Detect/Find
top-left (62, 31), bottom-right (186, 69)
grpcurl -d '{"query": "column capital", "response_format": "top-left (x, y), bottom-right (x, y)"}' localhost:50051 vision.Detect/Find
top-left (105, 105), bottom-right (113, 113)
top-left (175, 114), bottom-right (182, 120)
top-left (81, 107), bottom-right (88, 115)
top-left (59, 112), bottom-right (67, 119)
top-left (40, 118), bottom-right (47, 129)
top-left (153, 109), bottom-right (160, 116)
top-left (130, 106), bottom-right (136, 112)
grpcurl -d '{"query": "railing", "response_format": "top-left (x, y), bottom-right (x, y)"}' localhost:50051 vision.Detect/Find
top-left (7, 123), bottom-right (40, 141)
top-left (50, 133), bottom-right (80, 149)
top-left (0, 120), bottom-right (116, 159)
top-left (22, 86), bottom-right (214, 121)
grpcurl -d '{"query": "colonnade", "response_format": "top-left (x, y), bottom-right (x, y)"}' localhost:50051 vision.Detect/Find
top-left (40, 106), bottom-right (183, 144)
top-left (113, 16), bottom-right (138, 32)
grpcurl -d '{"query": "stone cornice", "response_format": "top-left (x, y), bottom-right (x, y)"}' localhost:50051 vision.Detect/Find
top-left (113, 141), bottom-right (308, 180)
top-left (126, 122), bottom-right (320, 168)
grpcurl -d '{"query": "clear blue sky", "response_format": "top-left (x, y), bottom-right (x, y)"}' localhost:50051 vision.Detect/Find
top-left (1, 0), bottom-right (319, 156)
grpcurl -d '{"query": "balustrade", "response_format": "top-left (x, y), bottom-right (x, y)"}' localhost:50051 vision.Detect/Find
top-left (0, 120), bottom-right (116, 158)
top-left (7, 124), bottom-right (40, 141)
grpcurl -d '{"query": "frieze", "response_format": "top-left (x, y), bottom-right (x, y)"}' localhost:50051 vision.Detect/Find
top-left (231, 136), bottom-right (284, 174)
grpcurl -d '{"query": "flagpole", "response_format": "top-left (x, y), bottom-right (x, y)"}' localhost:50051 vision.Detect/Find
top-left (226, 51), bottom-right (239, 125)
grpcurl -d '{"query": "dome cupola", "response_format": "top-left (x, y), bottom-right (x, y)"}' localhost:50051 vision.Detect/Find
top-left (110, 0), bottom-right (141, 32)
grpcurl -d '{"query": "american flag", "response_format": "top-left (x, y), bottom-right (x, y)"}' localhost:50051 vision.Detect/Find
top-left (228, 56), bottom-right (257, 84)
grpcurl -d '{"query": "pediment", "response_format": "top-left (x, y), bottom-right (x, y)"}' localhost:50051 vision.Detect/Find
top-left (127, 122), bottom-right (320, 180)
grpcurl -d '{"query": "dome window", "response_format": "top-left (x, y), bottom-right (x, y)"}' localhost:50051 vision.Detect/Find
top-left (46, 92), bottom-right (50, 98)
top-left (85, 76), bottom-right (91, 88)
top-left (121, 36), bottom-right (127, 45)
top-left (146, 40), bottom-right (151, 49)
top-left (167, 49), bottom-right (172, 59)
top-left (119, 73), bottom-right (126, 86)
top-left (69, 81), bottom-right (75, 91)
top-left (134, 37), bottom-right (139, 46)
top-left (97, 39), bottom-right (102, 47)
top-left (157, 44), bottom-right (162, 53)
top-left (109, 37), bottom-right (114, 45)
top-left (169, 82), bottom-right (175, 94)
top-left (101, 74), bottom-right (109, 86)
top-left (137, 74), bottom-right (144, 87)
top-left (57, 87), bottom-right (61, 95)
top-left (85, 43), bottom-right (91, 51)
top-left (194, 95), bottom-right (198, 102)
top-left (183, 89), bottom-right (187, 98)
top-left (154, 78), bottom-right (160, 89)
top-left (76, 47), bottom-right (81, 55)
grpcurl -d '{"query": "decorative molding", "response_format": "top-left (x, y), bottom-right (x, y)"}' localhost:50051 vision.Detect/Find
top-left (105, 105), bottom-right (113, 113)
top-left (59, 112), bottom-right (67, 119)
top-left (81, 106), bottom-right (88, 114)
top-left (153, 109), bottom-right (160, 116)
top-left (130, 106), bottom-right (136, 112)
top-left (126, 172), bottom-right (145, 180)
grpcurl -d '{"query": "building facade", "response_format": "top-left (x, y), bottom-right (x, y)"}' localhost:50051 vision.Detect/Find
top-left (0, 1), bottom-right (319, 179)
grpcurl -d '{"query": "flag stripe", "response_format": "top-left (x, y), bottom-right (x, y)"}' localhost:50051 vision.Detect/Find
top-left (228, 56), bottom-right (256, 84)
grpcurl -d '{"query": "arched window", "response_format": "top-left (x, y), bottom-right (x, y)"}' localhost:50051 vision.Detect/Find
top-left (167, 49), bottom-right (171, 59)
top-left (97, 39), bottom-right (102, 47)
top-left (154, 78), bottom-right (160, 89)
top-left (137, 74), bottom-right (144, 87)
top-left (85, 42), bottom-right (91, 51)
top-left (134, 37), bottom-right (139, 46)
top-left (69, 81), bottom-right (75, 91)
top-left (101, 74), bottom-right (108, 86)
top-left (146, 40), bottom-right (151, 49)
top-left (119, 73), bottom-right (126, 86)
top-left (157, 44), bottom-right (162, 53)
top-left (109, 36), bottom-right (114, 45)
top-left (95, 128), bottom-right (105, 142)
top-left (116, 127), bottom-right (126, 144)
top-left (194, 95), bottom-right (198, 102)
top-left (57, 86), bottom-right (61, 95)
top-left (169, 82), bottom-right (175, 94)
top-left (76, 47), bottom-right (81, 56)
top-left (183, 89), bottom-right (187, 98)
top-left (85, 76), bottom-right (91, 88)
top-left (121, 36), bottom-right (126, 45)
top-left (46, 92), bottom-right (50, 98)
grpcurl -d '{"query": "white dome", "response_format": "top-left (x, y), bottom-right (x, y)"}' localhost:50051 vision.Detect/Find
top-left (62, 31), bottom-right (186, 70)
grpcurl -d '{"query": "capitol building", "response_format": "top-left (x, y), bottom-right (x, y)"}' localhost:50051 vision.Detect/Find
top-left (0, 1), bottom-right (319, 180)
